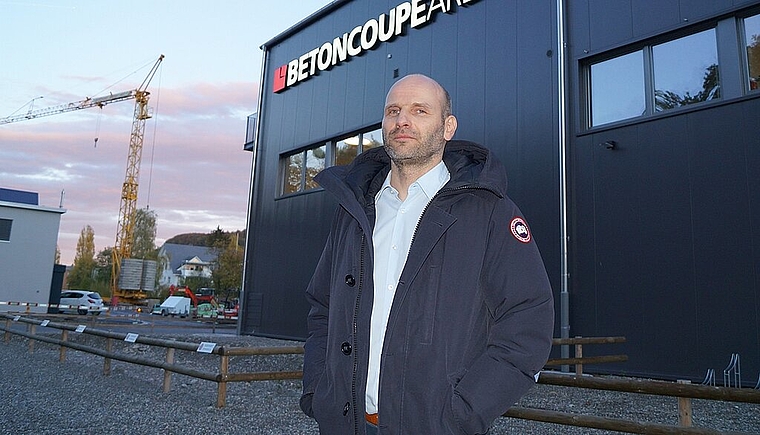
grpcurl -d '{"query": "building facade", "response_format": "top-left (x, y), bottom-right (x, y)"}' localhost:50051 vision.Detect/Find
top-left (0, 188), bottom-right (66, 313)
top-left (242, 0), bottom-right (760, 384)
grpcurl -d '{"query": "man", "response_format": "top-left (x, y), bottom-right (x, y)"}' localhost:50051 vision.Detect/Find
top-left (300, 74), bottom-right (554, 435)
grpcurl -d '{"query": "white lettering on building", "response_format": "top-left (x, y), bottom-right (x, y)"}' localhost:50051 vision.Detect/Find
top-left (273, 0), bottom-right (480, 93)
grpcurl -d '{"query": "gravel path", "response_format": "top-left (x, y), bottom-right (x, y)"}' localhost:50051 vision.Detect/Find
top-left (0, 330), bottom-right (757, 434)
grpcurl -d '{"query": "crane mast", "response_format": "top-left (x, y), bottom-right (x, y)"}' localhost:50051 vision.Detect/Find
top-left (111, 55), bottom-right (164, 303)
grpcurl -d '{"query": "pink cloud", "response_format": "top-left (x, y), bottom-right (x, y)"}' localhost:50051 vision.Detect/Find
top-left (1, 81), bottom-right (258, 265)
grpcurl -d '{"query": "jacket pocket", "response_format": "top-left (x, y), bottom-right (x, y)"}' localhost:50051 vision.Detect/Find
top-left (406, 264), bottom-right (441, 345)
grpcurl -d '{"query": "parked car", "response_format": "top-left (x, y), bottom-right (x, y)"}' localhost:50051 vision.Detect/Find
top-left (59, 290), bottom-right (105, 315)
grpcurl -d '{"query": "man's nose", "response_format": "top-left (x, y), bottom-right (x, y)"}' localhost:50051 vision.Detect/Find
top-left (395, 110), bottom-right (411, 127)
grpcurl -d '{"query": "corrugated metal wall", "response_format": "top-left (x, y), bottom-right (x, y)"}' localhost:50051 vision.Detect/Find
top-left (243, 0), bottom-right (561, 340)
top-left (567, 0), bottom-right (760, 381)
top-left (243, 0), bottom-right (760, 383)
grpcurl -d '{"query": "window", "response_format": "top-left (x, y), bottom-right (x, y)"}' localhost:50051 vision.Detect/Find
top-left (280, 126), bottom-right (382, 197)
top-left (587, 26), bottom-right (721, 127)
top-left (744, 13), bottom-right (760, 91)
top-left (653, 29), bottom-right (719, 111)
top-left (282, 144), bottom-right (326, 195)
top-left (590, 51), bottom-right (645, 126)
top-left (0, 218), bottom-right (11, 241)
top-left (335, 128), bottom-right (382, 167)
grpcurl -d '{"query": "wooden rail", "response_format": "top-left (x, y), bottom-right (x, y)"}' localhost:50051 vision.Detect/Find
top-left (2, 314), bottom-right (757, 434)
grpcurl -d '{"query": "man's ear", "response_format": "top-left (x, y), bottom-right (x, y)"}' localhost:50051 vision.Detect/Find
top-left (444, 115), bottom-right (458, 141)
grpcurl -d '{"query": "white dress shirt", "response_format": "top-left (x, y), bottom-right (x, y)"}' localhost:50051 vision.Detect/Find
top-left (366, 160), bottom-right (450, 414)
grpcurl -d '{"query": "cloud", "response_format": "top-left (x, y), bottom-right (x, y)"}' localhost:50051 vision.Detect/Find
top-left (1, 81), bottom-right (257, 265)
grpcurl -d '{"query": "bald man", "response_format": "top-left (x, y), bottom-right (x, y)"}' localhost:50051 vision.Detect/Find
top-left (300, 74), bottom-right (554, 435)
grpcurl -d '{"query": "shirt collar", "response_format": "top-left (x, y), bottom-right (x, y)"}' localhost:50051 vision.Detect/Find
top-left (376, 160), bottom-right (450, 201)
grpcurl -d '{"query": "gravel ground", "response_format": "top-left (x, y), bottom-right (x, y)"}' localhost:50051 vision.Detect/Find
top-left (0, 329), bottom-right (758, 435)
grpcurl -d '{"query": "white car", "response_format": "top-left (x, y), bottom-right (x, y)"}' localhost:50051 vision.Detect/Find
top-left (59, 290), bottom-right (105, 315)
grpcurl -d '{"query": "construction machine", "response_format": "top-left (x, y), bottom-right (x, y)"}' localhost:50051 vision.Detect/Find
top-left (1, 55), bottom-right (165, 304)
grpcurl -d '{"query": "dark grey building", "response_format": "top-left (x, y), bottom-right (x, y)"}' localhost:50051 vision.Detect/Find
top-left (242, 0), bottom-right (760, 385)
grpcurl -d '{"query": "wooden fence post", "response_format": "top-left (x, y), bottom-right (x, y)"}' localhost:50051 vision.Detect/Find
top-left (4, 319), bottom-right (10, 343)
top-left (163, 347), bottom-right (175, 393)
top-left (28, 324), bottom-right (36, 353)
top-left (678, 380), bottom-right (693, 427)
top-left (59, 329), bottom-right (68, 362)
top-left (103, 337), bottom-right (113, 376)
top-left (217, 353), bottom-right (229, 408)
top-left (575, 337), bottom-right (583, 376)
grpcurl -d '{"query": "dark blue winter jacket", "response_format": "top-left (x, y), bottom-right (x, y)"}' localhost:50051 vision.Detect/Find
top-left (300, 140), bottom-right (554, 435)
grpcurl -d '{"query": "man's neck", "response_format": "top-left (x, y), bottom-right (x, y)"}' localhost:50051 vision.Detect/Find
top-left (389, 160), bottom-right (442, 201)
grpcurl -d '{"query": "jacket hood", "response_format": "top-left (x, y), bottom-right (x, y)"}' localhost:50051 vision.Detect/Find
top-left (316, 139), bottom-right (507, 208)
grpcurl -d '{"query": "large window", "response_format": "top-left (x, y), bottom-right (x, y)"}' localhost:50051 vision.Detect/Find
top-left (745, 13), bottom-right (760, 91)
top-left (588, 28), bottom-right (720, 128)
top-left (0, 218), bottom-right (12, 242)
top-left (280, 127), bottom-right (382, 196)
top-left (653, 29), bottom-right (719, 111)
top-left (583, 11), bottom-right (760, 129)
top-left (282, 144), bottom-right (326, 195)
top-left (590, 51), bottom-right (645, 126)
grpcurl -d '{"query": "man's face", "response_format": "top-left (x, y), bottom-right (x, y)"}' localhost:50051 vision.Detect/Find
top-left (382, 76), bottom-right (456, 168)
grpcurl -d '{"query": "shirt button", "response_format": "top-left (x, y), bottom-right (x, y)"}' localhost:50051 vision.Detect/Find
top-left (343, 402), bottom-right (351, 415)
top-left (345, 275), bottom-right (355, 287)
top-left (387, 284), bottom-right (393, 291)
top-left (341, 341), bottom-right (352, 355)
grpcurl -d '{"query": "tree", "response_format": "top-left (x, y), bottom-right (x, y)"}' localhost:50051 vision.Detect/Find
top-left (655, 63), bottom-right (720, 111)
top-left (212, 235), bottom-right (244, 303)
top-left (132, 208), bottom-right (158, 260)
top-left (92, 247), bottom-right (113, 296)
top-left (206, 226), bottom-right (229, 249)
top-left (67, 225), bottom-right (96, 289)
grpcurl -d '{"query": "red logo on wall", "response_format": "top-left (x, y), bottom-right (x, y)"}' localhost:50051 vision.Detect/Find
top-left (273, 65), bottom-right (288, 93)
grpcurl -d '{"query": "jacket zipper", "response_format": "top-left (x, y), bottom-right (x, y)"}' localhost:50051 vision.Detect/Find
top-left (409, 185), bottom-right (495, 248)
top-left (351, 233), bottom-right (366, 435)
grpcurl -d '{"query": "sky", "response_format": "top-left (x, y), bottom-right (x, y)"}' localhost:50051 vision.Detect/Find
top-left (0, 0), bottom-right (332, 265)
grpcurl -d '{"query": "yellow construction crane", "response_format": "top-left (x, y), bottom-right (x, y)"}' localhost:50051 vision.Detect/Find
top-left (1, 54), bottom-right (164, 304)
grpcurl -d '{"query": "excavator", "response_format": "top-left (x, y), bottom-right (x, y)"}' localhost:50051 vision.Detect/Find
top-left (1, 55), bottom-right (165, 304)
top-left (166, 285), bottom-right (219, 317)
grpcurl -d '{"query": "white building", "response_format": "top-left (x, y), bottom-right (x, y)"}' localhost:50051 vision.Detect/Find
top-left (157, 243), bottom-right (216, 287)
top-left (0, 188), bottom-right (65, 313)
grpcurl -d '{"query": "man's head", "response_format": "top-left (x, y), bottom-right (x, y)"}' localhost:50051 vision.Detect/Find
top-left (382, 74), bottom-right (457, 170)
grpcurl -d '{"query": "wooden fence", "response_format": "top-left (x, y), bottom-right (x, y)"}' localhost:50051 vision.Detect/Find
top-left (2, 313), bottom-right (758, 434)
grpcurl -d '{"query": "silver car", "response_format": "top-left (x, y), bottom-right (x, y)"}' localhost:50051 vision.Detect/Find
top-left (59, 290), bottom-right (105, 315)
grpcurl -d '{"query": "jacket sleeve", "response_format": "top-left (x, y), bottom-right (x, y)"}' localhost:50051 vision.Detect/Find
top-left (449, 198), bottom-right (555, 434)
top-left (299, 230), bottom-right (334, 418)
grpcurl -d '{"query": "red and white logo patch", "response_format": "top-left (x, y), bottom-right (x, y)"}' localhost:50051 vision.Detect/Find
top-left (510, 217), bottom-right (531, 243)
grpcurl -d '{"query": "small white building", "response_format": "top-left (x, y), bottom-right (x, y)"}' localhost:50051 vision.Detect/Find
top-left (0, 188), bottom-right (65, 313)
top-left (157, 243), bottom-right (216, 287)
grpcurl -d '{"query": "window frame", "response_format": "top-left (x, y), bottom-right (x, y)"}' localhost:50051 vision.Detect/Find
top-left (582, 11), bottom-right (759, 131)
top-left (0, 218), bottom-right (11, 242)
top-left (277, 125), bottom-right (382, 198)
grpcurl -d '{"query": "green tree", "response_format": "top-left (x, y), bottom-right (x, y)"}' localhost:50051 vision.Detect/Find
top-left (212, 235), bottom-right (244, 303)
top-left (181, 276), bottom-right (212, 292)
top-left (67, 225), bottom-right (96, 289)
top-left (132, 208), bottom-right (158, 260)
top-left (206, 226), bottom-right (229, 249)
top-left (92, 247), bottom-right (113, 296)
